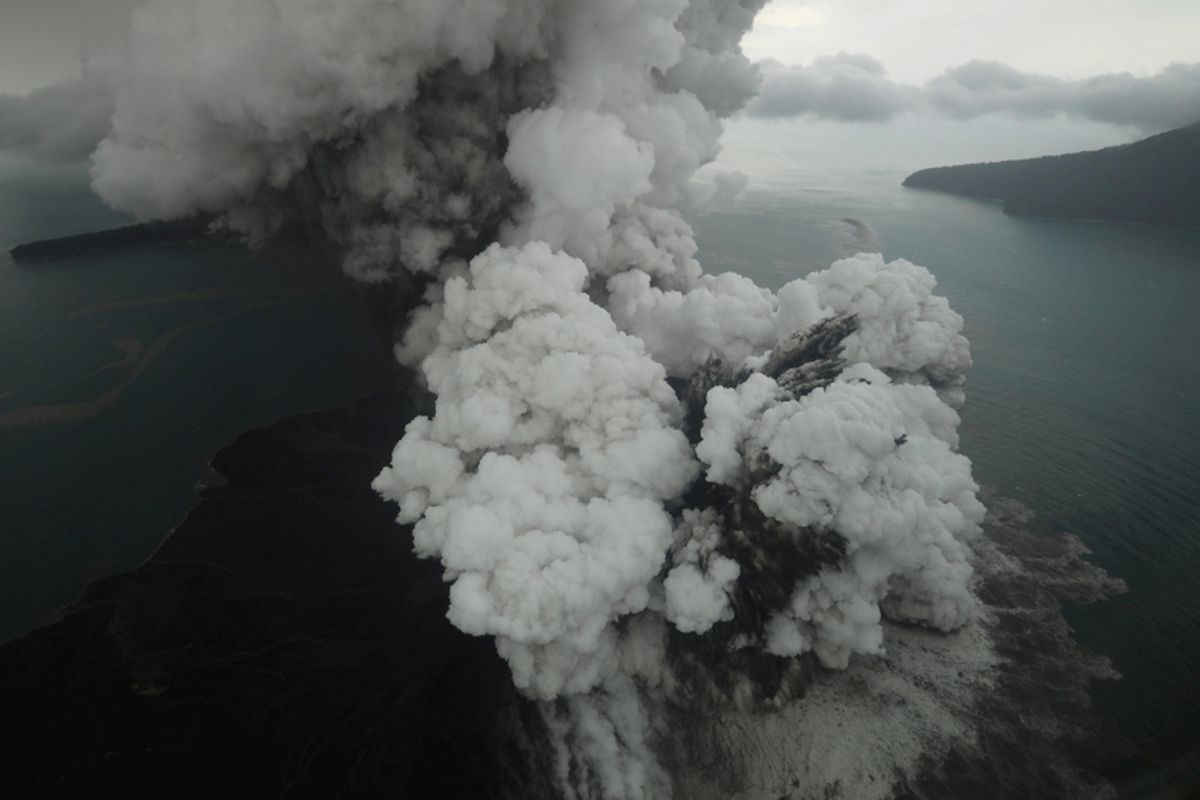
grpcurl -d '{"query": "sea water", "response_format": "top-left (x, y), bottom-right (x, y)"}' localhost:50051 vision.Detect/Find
top-left (2, 138), bottom-right (1198, 789)
top-left (693, 139), bottom-right (1200, 786)
top-left (0, 154), bottom-right (400, 639)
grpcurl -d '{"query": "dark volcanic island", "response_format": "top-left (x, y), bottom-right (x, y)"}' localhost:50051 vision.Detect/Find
top-left (903, 121), bottom-right (1200, 226)
top-left (7, 216), bottom-right (218, 261)
top-left (0, 387), bottom-right (558, 798)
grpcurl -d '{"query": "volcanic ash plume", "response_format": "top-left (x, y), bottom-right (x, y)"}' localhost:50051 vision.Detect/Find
top-left (92, 1), bottom-right (988, 797)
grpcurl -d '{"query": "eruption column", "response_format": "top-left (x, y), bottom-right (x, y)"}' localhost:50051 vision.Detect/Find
top-left (89, 2), bottom-right (984, 796)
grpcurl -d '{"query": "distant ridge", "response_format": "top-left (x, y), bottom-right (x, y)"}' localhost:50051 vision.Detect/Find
top-left (903, 121), bottom-right (1200, 226)
top-left (9, 217), bottom-right (217, 262)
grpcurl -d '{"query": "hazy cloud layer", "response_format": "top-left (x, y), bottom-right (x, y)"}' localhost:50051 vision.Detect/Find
top-left (3, 49), bottom-right (1198, 165)
top-left (0, 72), bottom-right (113, 162)
top-left (749, 55), bottom-right (1200, 131)
top-left (750, 53), bottom-right (918, 122)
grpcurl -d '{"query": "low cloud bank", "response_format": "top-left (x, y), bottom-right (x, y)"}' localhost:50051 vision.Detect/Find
top-left (750, 54), bottom-right (1200, 131)
top-left (3, 49), bottom-right (1197, 167)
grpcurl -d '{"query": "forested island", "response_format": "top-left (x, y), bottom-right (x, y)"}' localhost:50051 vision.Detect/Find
top-left (903, 121), bottom-right (1200, 226)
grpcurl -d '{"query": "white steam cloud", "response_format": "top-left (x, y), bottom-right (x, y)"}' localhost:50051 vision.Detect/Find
top-left (750, 54), bottom-right (1200, 131)
top-left (81, 1), bottom-right (986, 797)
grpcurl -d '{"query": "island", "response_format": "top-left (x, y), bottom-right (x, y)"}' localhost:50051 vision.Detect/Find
top-left (8, 216), bottom-right (217, 261)
top-left (903, 121), bottom-right (1200, 226)
top-left (0, 389), bottom-right (560, 798)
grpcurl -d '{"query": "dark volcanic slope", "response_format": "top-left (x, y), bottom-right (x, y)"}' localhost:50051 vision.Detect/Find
top-left (8, 216), bottom-right (216, 261)
top-left (903, 122), bottom-right (1200, 226)
top-left (0, 391), bottom-right (557, 799)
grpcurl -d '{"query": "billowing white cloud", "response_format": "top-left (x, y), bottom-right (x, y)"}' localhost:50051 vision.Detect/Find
top-left (373, 241), bottom-right (701, 699)
top-left (50, 2), bottom-right (990, 798)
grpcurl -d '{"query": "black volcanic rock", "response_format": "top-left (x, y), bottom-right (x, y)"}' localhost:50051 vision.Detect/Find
top-left (903, 122), bottom-right (1200, 226)
top-left (9, 216), bottom-right (219, 261)
top-left (0, 390), bottom-right (558, 799)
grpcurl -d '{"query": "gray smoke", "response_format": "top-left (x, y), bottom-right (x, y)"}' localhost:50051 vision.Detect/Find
top-left (0, 70), bottom-right (114, 162)
top-left (40, 1), bottom-right (1009, 798)
top-left (750, 55), bottom-right (1200, 131)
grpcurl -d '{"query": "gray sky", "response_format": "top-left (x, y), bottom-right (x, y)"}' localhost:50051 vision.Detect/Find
top-left (744, 0), bottom-right (1200, 83)
top-left (1, 0), bottom-right (1197, 170)
top-left (3, 0), bottom-right (1199, 94)
top-left (0, 0), bottom-right (142, 93)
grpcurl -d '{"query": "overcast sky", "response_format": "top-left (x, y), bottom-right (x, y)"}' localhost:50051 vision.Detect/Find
top-left (743, 0), bottom-right (1200, 83)
top-left (0, 0), bottom-right (143, 93)
top-left (1, 0), bottom-right (1197, 171)
top-left (2, 0), bottom-right (1199, 94)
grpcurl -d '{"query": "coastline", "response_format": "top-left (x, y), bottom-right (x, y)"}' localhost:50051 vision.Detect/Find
top-left (0, 388), bottom-right (562, 798)
top-left (900, 183), bottom-right (1200, 229)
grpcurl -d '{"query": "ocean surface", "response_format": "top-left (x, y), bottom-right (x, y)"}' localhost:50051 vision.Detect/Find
top-left (2, 141), bottom-right (1198, 791)
top-left (693, 145), bottom-right (1200, 788)
top-left (0, 155), bottom-right (401, 640)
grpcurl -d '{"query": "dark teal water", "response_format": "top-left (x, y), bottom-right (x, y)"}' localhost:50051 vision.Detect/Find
top-left (3, 149), bottom-right (1198, 788)
top-left (693, 167), bottom-right (1200, 784)
top-left (0, 156), bottom-right (400, 639)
